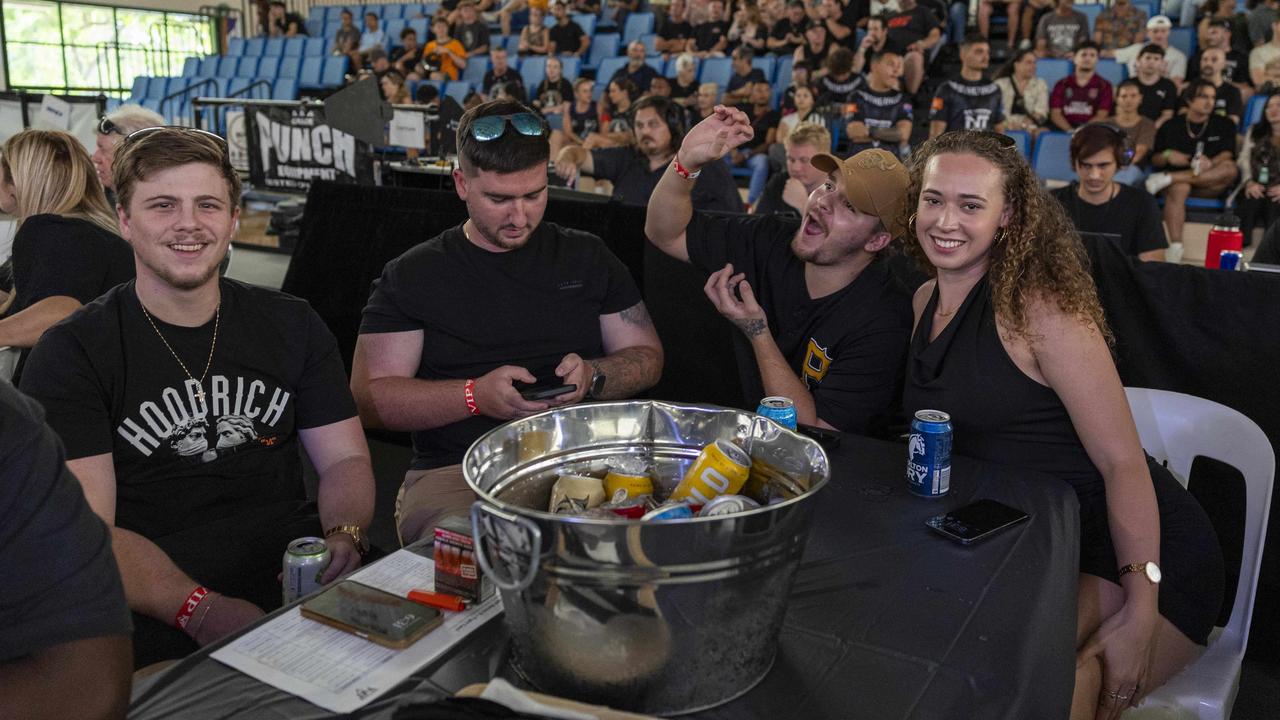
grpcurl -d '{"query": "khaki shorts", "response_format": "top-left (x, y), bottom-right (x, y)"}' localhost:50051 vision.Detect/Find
top-left (394, 464), bottom-right (479, 546)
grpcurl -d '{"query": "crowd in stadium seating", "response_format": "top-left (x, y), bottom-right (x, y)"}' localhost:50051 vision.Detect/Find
top-left (121, 0), bottom-right (1280, 256)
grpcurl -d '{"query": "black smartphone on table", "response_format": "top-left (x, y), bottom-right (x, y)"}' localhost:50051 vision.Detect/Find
top-left (926, 499), bottom-right (1030, 545)
top-left (300, 580), bottom-right (442, 649)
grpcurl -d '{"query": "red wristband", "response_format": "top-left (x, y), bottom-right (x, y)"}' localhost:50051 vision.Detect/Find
top-left (175, 585), bottom-right (211, 631)
top-left (673, 154), bottom-right (701, 180)
top-left (464, 378), bottom-right (480, 415)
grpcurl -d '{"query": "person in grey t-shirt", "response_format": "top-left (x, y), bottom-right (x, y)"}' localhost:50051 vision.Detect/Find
top-left (1036, 0), bottom-right (1090, 58)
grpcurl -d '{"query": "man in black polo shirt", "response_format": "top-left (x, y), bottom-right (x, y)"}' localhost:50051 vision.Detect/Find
top-left (658, 0), bottom-right (695, 56)
top-left (611, 41), bottom-right (660, 93)
top-left (724, 46), bottom-right (768, 104)
top-left (768, 1), bottom-right (811, 56)
top-left (555, 95), bottom-right (742, 212)
top-left (929, 35), bottom-right (1004, 135)
top-left (846, 49), bottom-right (913, 156)
top-left (886, 0), bottom-right (943, 93)
top-left (1146, 79), bottom-right (1239, 249)
top-left (549, 0), bottom-right (590, 57)
top-left (1132, 44), bottom-right (1177, 126)
top-left (693, 0), bottom-right (730, 56)
top-left (483, 47), bottom-right (523, 99)
top-left (353, 99), bottom-right (664, 528)
top-left (646, 105), bottom-right (914, 434)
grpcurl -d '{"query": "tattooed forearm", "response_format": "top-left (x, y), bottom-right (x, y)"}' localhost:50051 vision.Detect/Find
top-left (734, 318), bottom-right (769, 337)
top-left (619, 302), bottom-right (654, 328)
top-left (591, 346), bottom-right (663, 399)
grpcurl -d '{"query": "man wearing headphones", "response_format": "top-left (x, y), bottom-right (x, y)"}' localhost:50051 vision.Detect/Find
top-left (554, 96), bottom-right (742, 213)
top-left (645, 105), bottom-right (914, 435)
top-left (1050, 123), bottom-right (1168, 261)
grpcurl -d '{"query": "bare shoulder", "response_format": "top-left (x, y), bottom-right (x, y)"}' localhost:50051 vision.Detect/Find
top-left (911, 279), bottom-right (936, 321)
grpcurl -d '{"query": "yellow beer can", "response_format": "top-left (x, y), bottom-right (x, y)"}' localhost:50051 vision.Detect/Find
top-left (670, 440), bottom-right (752, 505)
top-left (603, 457), bottom-right (655, 499)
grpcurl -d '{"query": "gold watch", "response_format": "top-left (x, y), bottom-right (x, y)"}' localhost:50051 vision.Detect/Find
top-left (324, 524), bottom-right (369, 554)
top-left (1119, 561), bottom-right (1162, 585)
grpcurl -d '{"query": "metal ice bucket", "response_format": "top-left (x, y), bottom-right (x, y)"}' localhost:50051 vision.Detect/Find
top-left (464, 401), bottom-right (831, 715)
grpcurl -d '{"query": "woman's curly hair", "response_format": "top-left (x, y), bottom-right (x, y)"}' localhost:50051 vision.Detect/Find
top-left (894, 131), bottom-right (1112, 345)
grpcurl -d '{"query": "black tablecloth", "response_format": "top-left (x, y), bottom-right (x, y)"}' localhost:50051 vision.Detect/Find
top-left (128, 433), bottom-right (1079, 719)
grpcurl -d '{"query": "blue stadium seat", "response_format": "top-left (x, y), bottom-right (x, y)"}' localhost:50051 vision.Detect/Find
top-left (622, 12), bottom-right (654, 46)
top-left (1169, 26), bottom-right (1196, 58)
top-left (182, 57), bottom-right (200, 77)
top-left (264, 37), bottom-right (285, 56)
top-left (273, 77), bottom-right (300, 100)
top-left (505, 34), bottom-right (521, 54)
top-left (245, 37), bottom-right (266, 56)
top-left (1036, 58), bottom-right (1071, 89)
top-left (560, 56), bottom-right (580, 80)
top-left (666, 55), bottom-right (698, 78)
top-left (277, 56), bottom-right (300, 78)
top-left (774, 55), bottom-right (794, 86)
top-left (303, 37), bottom-right (326, 56)
top-left (408, 18), bottom-right (428, 37)
top-left (306, 18), bottom-right (324, 37)
top-left (235, 56), bottom-right (260, 77)
top-left (646, 56), bottom-right (662, 73)
top-left (325, 20), bottom-right (343, 38)
top-left (228, 77), bottom-right (267, 99)
top-left (1095, 58), bottom-right (1125, 86)
top-left (216, 55), bottom-right (238, 78)
top-left (320, 56), bottom-right (349, 87)
top-left (639, 33), bottom-right (658, 55)
top-left (1243, 93), bottom-right (1266, 132)
top-left (462, 56), bottom-right (491, 85)
top-left (1031, 131), bottom-right (1075, 183)
top-left (148, 77), bottom-right (173, 99)
top-left (197, 56), bottom-right (220, 77)
top-left (129, 76), bottom-right (150, 100)
top-left (283, 36), bottom-right (306, 56)
top-left (572, 13), bottom-right (596, 37)
top-left (226, 37), bottom-right (246, 56)
top-left (699, 56), bottom-right (733, 87)
top-left (383, 4), bottom-right (406, 20)
top-left (596, 56), bottom-right (628, 85)
top-left (423, 3), bottom-right (440, 16)
top-left (385, 19), bottom-right (407, 41)
top-left (299, 56), bottom-right (325, 88)
top-left (1005, 129), bottom-right (1031, 158)
top-left (521, 56), bottom-right (548, 90)
top-left (584, 33), bottom-right (619, 72)
top-left (752, 56), bottom-right (776, 85)
top-left (1077, 4), bottom-right (1103, 34)
top-left (444, 80), bottom-right (471, 104)
top-left (258, 55), bottom-right (282, 77)
top-left (310, 6), bottom-right (331, 24)
top-left (1132, 0), bottom-right (1157, 18)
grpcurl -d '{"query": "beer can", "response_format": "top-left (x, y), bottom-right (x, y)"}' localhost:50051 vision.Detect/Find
top-left (642, 501), bottom-right (695, 521)
top-left (549, 474), bottom-right (607, 514)
top-left (699, 494), bottom-right (761, 517)
top-left (603, 457), bottom-right (655, 499)
top-left (907, 410), bottom-right (952, 498)
top-left (757, 396), bottom-right (798, 430)
top-left (283, 537), bottom-right (331, 605)
top-left (1219, 249), bottom-right (1243, 271)
top-left (670, 439), bottom-right (753, 505)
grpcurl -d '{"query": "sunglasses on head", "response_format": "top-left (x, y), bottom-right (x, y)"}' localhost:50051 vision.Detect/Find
top-left (98, 116), bottom-right (123, 136)
top-left (469, 113), bottom-right (546, 142)
top-left (973, 131), bottom-right (1019, 151)
top-left (124, 126), bottom-right (228, 145)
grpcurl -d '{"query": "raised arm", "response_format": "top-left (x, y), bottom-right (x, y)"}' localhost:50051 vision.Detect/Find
top-left (645, 105), bottom-right (755, 262)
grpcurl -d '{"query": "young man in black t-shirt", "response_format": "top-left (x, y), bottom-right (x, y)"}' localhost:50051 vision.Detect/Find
top-left (1146, 79), bottom-right (1240, 247)
top-left (657, 0), bottom-right (695, 56)
top-left (768, 1), bottom-right (811, 56)
top-left (483, 47), bottom-right (524, 99)
top-left (647, 107), bottom-right (914, 434)
top-left (692, 0), bottom-right (730, 56)
top-left (354, 100), bottom-right (663, 532)
top-left (724, 46), bottom-right (768, 105)
top-left (886, 0), bottom-right (943, 94)
top-left (1132, 44), bottom-right (1177, 126)
top-left (20, 128), bottom-right (376, 668)
top-left (0, 381), bottom-right (132, 717)
top-left (930, 35), bottom-right (1005, 135)
top-left (549, 0), bottom-right (590, 57)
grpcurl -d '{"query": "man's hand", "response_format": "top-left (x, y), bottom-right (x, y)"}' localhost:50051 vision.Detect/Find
top-left (474, 365), bottom-right (552, 419)
top-left (704, 264), bottom-right (769, 338)
top-left (1246, 181), bottom-right (1266, 199)
top-left (679, 105), bottom-right (755, 169)
top-left (782, 177), bottom-right (810, 210)
top-left (1266, 184), bottom-right (1280, 202)
top-left (320, 532), bottom-right (364, 583)
top-left (188, 593), bottom-right (265, 647)
top-left (550, 353), bottom-right (595, 405)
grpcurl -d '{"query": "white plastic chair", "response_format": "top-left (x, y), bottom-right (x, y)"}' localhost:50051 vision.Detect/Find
top-left (1122, 387), bottom-right (1275, 720)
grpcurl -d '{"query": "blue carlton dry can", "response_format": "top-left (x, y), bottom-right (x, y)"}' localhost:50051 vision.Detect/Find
top-left (907, 410), bottom-right (952, 497)
top-left (1219, 249), bottom-right (1243, 271)
top-left (757, 396), bottom-right (798, 430)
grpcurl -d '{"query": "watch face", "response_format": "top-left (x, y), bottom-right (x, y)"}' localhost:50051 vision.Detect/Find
top-left (1145, 562), bottom-right (1162, 584)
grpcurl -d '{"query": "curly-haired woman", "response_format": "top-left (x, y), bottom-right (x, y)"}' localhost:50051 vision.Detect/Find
top-left (898, 131), bottom-right (1224, 720)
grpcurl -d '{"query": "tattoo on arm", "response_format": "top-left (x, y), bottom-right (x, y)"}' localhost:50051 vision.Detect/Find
top-left (619, 302), bottom-right (654, 328)
top-left (735, 318), bottom-right (769, 337)
top-left (591, 346), bottom-right (662, 399)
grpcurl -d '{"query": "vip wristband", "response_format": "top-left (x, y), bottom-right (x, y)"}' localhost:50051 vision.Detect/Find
top-left (464, 378), bottom-right (480, 415)
top-left (175, 585), bottom-right (211, 631)
top-left (673, 154), bottom-right (701, 180)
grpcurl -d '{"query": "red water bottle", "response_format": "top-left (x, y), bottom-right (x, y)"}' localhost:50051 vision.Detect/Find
top-left (1204, 213), bottom-right (1244, 268)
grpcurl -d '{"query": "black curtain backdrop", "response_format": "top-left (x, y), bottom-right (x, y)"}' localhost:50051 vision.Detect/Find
top-left (282, 180), bottom-right (1280, 661)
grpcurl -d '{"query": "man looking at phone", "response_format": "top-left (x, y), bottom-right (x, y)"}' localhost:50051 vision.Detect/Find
top-left (645, 105), bottom-right (913, 434)
top-left (351, 100), bottom-right (664, 531)
top-left (19, 127), bottom-right (376, 668)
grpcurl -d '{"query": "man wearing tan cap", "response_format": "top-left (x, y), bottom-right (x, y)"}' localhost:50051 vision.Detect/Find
top-left (646, 105), bottom-right (913, 434)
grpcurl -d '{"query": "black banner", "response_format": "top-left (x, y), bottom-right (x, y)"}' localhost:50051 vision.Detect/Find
top-left (246, 104), bottom-right (373, 191)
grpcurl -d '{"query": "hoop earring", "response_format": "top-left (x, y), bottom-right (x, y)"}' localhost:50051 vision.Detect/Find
top-left (994, 226), bottom-right (1006, 244)
top-left (907, 212), bottom-right (918, 233)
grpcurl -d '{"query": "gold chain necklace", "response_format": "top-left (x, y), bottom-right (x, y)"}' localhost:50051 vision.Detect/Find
top-left (139, 299), bottom-right (220, 404)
